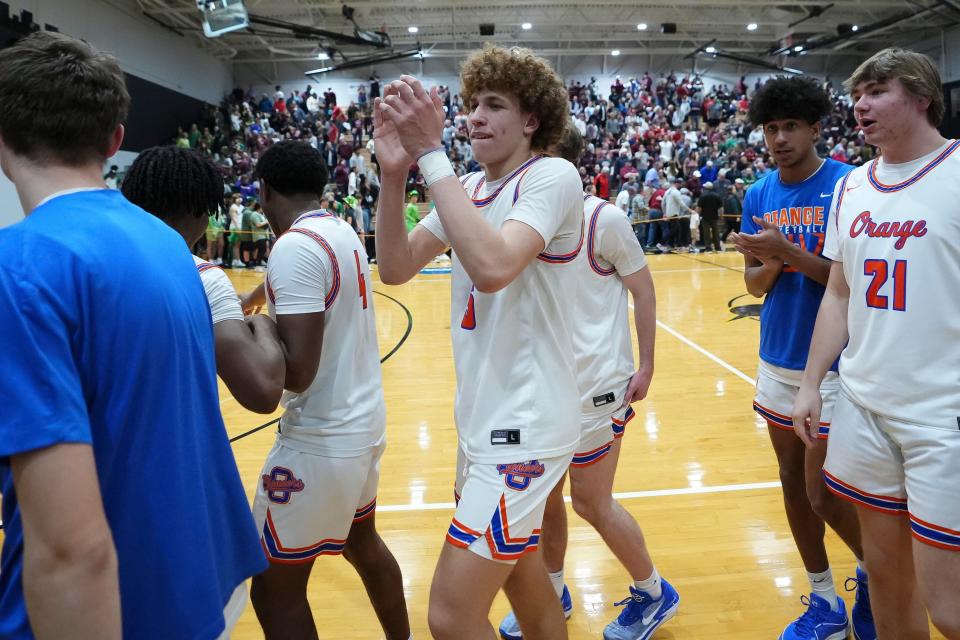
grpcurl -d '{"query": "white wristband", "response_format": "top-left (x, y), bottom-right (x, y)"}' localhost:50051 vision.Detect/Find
top-left (417, 147), bottom-right (456, 187)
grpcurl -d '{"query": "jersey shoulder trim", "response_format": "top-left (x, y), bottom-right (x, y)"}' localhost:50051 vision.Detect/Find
top-left (586, 200), bottom-right (617, 276)
top-left (867, 139), bottom-right (959, 193)
top-left (283, 226), bottom-right (341, 308)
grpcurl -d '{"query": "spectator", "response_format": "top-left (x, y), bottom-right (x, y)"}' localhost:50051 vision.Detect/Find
top-left (697, 181), bottom-right (724, 252)
top-left (404, 190), bottom-right (421, 231)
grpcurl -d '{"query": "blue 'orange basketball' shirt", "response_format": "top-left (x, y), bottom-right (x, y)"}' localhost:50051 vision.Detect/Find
top-left (740, 158), bottom-right (853, 371)
top-left (0, 190), bottom-right (267, 639)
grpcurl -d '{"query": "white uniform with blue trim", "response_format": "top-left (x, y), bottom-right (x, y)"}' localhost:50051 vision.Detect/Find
top-left (421, 155), bottom-right (583, 563)
top-left (252, 211), bottom-right (386, 563)
top-left (821, 139), bottom-right (960, 551)
top-left (571, 196), bottom-right (648, 467)
top-left (193, 256), bottom-right (245, 325)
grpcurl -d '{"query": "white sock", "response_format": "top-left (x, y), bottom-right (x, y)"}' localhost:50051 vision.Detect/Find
top-left (548, 569), bottom-right (565, 598)
top-left (634, 567), bottom-right (663, 600)
top-left (808, 568), bottom-right (839, 611)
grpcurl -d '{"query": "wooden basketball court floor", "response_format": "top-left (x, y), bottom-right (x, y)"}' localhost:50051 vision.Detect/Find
top-left (0, 251), bottom-right (943, 638)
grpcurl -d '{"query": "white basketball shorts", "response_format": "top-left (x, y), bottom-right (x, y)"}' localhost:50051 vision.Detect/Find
top-left (823, 391), bottom-right (960, 551)
top-left (450, 447), bottom-right (571, 564)
top-left (753, 360), bottom-right (839, 440)
top-left (252, 437), bottom-right (384, 564)
top-left (571, 404), bottom-right (636, 468)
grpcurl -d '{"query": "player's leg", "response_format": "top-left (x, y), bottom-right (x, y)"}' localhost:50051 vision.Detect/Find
top-left (498, 477), bottom-right (570, 640)
top-left (342, 443), bottom-right (410, 640)
top-left (435, 455), bottom-right (568, 640)
top-left (343, 513), bottom-right (410, 640)
top-left (502, 547), bottom-right (568, 639)
top-left (913, 542), bottom-right (960, 638)
top-left (768, 425), bottom-right (830, 573)
top-left (759, 373), bottom-right (849, 638)
top-left (569, 440), bottom-right (653, 581)
top-left (251, 442), bottom-right (360, 638)
top-left (804, 445), bottom-right (862, 560)
top-left (429, 542), bottom-right (522, 640)
top-left (569, 438), bottom-right (679, 639)
top-left (856, 508), bottom-right (928, 639)
top-left (540, 475), bottom-right (568, 575)
top-left (902, 420), bottom-right (960, 639)
top-left (251, 561), bottom-right (318, 639)
top-left (822, 395), bottom-right (921, 639)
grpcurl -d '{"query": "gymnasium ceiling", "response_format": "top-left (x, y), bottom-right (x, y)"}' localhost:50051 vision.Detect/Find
top-left (137, 0), bottom-right (960, 76)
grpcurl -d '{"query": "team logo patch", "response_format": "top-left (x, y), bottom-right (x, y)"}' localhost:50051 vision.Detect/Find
top-left (262, 466), bottom-right (305, 504)
top-left (497, 460), bottom-right (545, 491)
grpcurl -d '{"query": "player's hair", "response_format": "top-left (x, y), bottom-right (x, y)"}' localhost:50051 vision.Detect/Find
top-left (552, 123), bottom-right (584, 165)
top-left (122, 146), bottom-right (223, 222)
top-left (0, 31), bottom-right (129, 166)
top-left (748, 76), bottom-right (831, 126)
top-left (254, 140), bottom-right (329, 197)
top-left (844, 48), bottom-right (944, 127)
top-left (459, 45), bottom-right (569, 151)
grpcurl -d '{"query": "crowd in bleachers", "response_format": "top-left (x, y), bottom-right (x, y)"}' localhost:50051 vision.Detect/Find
top-left (156, 69), bottom-right (874, 262)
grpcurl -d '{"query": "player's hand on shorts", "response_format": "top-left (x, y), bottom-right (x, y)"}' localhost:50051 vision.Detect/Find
top-left (378, 75), bottom-right (444, 158)
top-left (792, 383), bottom-right (823, 447)
top-left (621, 366), bottom-right (653, 407)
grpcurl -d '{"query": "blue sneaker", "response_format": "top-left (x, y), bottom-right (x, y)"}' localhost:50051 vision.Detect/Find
top-left (498, 584), bottom-right (572, 640)
top-left (846, 568), bottom-right (876, 640)
top-left (779, 593), bottom-right (849, 640)
top-left (603, 579), bottom-right (680, 640)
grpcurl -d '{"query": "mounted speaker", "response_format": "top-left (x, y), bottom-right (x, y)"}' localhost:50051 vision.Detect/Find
top-left (661, 22), bottom-right (676, 34)
top-left (479, 23), bottom-right (495, 36)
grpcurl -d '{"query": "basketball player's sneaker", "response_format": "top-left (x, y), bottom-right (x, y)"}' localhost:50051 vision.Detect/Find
top-left (779, 593), bottom-right (848, 640)
top-left (498, 585), bottom-right (572, 640)
top-left (603, 579), bottom-right (679, 640)
top-left (846, 568), bottom-right (876, 640)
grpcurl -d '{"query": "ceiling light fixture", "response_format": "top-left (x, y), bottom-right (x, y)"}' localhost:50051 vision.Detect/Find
top-left (747, 22), bottom-right (758, 31)
top-left (611, 49), bottom-right (620, 56)
top-left (521, 22), bottom-right (532, 30)
top-left (637, 23), bottom-right (647, 30)
top-left (408, 26), bottom-right (418, 33)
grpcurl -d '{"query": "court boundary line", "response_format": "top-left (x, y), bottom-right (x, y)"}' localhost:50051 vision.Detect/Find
top-left (376, 480), bottom-right (782, 513)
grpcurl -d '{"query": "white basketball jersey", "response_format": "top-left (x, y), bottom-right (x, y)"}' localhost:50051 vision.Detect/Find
top-left (420, 156), bottom-right (584, 463)
top-left (575, 196), bottom-right (648, 418)
top-left (266, 211), bottom-right (385, 456)
top-left (823, 139), bottom-right (960, 428)
top-left (193, 256), bottom-right (245, 325)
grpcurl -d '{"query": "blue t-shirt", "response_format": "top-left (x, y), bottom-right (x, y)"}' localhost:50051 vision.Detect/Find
top-left (0, 190), bottom-right (266, 640)
top-left (740, 159), bottom-right (853, 371)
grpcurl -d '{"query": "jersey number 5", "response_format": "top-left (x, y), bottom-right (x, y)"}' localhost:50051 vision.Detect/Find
top-left (354, 250), bottom-right (368, 309)
top-left (864, 258), bottom-right (906, 311)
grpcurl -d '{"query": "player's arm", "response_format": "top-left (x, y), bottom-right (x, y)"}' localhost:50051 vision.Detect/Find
top-left (741, 252), bottom-right (784, 297)
top-left (374, 171), bottom-right (447, 285)
top-left (793, 261), bottom-right (850, 445)
top-left (425, 180), bottom-right (547, 293)
top-left (13, 443), bottom-right (121, 639)
top-left (274, 311), bottom-right (325, 393)
top-left (377, 77), bottom-right (552, 293)
top-left (729, 209), bottom-right (784, 296)
top-left (214, 315), bottom-right (285, 413)
top-left (737, 215), bottom-right (830, 286)
top-left (622, 266), bottom-right (656, 404)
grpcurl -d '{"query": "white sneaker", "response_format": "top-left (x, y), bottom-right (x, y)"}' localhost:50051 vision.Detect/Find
top-left (231, 259), bottom-right (244, 267)
top-left (253, 266), bottom-right (266, 272)
top-left (211, 258), bottom-right (222, 266)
